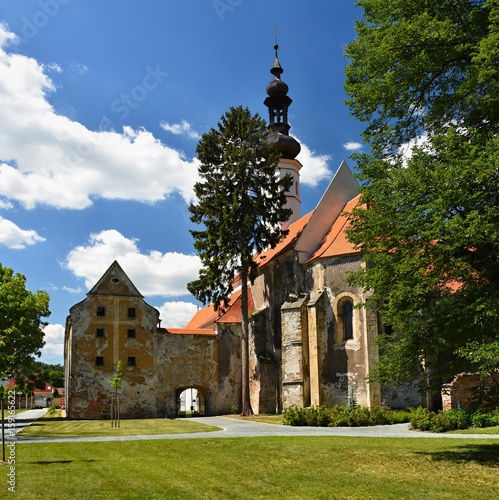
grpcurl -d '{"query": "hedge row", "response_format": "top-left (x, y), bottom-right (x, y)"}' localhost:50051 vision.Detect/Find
top-left (282, 405), bottom-right (499, 432)
top-left (409, 407), bottom-right (499, 432)
top-left (282, 405), bottom-right (410, 427)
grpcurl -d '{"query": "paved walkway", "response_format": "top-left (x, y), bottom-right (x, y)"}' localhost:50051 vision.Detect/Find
top-left (11, 414), bottom-right (499, 444)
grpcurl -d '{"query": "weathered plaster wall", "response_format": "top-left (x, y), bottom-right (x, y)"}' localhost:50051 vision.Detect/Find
top-left (249, 308), bottom-right (280, 414)
top-left (66, 291), bottom-right (160, 419)
top-left (281, 294), bottom-right (310, 408)
top-left (305, 257), bottom-right (381, 408)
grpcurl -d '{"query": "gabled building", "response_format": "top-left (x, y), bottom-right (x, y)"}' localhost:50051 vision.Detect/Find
top-left (64, 43), bottom-right (422, 419)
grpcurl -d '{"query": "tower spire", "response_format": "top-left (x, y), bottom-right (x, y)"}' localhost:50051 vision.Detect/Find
top-left (264, 33), bottom-right (300, 159)
top-left (264, 33), bottom-right (302, 228)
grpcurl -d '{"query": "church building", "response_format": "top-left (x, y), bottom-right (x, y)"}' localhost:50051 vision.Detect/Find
top-left (64, 44), bottom-right (422, 419)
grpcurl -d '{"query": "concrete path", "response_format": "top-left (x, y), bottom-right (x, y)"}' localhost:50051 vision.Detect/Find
top-left (6, 409), bottom-right (47, 436)
top-left (12, 415), bottom-right (499, 444)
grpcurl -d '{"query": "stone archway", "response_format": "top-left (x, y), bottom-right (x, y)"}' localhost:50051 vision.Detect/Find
top-left (176, 386), bottom-right (207, 416)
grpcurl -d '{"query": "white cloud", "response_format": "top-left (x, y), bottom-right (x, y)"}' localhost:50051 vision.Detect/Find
top-left (398, 132), bottom-right (429, 163)
top-left (0, 22), bottom-right (17, 47)
top-left (64, 229), bottom-right (201, 297)
top-left (160, 119), bottom-right (201, 140)
top-left (156, 301), bottom-right (199, 327)
top-left (0, 216), bottom-right (45, 248)
top-left (0, 25), bottom-right (200, 210)
top-left (0, 199), bottom-right (13, 209)
top-left (296, 140), bottom-right (332, 187)
top-left (343, 141), bottom-right (363, 151)
top-left (42, 323), bottom-right (65, 357)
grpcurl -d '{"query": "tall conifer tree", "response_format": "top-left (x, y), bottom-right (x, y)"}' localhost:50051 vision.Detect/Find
top-left (188, 106), bottom-right (292, 415)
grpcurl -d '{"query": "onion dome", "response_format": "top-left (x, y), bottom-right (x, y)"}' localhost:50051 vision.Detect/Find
top-left (264, 43), bottom-right (301, 160)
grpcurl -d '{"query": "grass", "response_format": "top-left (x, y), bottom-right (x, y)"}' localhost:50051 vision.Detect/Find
top-left (18, 410), bottom-right (221, 437)
top-left (225, 414), bottom-right (285, 425)
top-left (9, 436), bottom-right (499, 499)
top-left (449, 426), bottom-right (499, 435)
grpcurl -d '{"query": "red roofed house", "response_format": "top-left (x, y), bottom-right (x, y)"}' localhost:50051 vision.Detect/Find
top-left (64, 44), bottom-right (423, 419)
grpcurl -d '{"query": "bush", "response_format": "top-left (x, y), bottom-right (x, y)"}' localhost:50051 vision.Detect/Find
top-left (283, 406), bottom-right (308, 426)
top-left (430, 409), bottom-right (471, 433)
top-left (369, 406), bottom-right (391, 425)
top-left (284, 405), bottom-right (399, 427)
top-left (328, 406), bottom-right (350, 427)
top-left (471, 412), bottom-right (499, 428)
top-left (284, 405), bottom-right (499, 431)
top-left (386, 409), bottom-right (412, 424)
top-left (409, 407), bottom-right (435, 431)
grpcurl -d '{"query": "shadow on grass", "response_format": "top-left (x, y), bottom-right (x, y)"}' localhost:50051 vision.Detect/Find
top-left (28, 459), bottom-right (98, 465)
top-left (416, 444), bottom-right (499, 467)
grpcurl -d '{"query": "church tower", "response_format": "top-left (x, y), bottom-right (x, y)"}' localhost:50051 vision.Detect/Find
top-left (264, 39), bottom-right (303, 228)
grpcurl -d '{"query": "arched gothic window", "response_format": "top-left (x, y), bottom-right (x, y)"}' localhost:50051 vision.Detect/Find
top-left (342, 300), bottom-right (354, 340)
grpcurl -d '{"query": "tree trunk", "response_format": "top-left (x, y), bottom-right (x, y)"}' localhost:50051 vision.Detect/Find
top-left (240, 269), bottom-right (253, 416)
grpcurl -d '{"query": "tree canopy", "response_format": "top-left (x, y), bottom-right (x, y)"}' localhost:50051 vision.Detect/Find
top-left (188, 105), bottom-right (291, 309)
top-left (344, 0), bottom-right (499, 390)
top-left (188, 105), bottom-right (291, 414)
top-left (0, 263), bottom-right (50, 377)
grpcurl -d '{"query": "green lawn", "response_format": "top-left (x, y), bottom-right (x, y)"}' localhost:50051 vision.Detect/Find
top-left (18, 410), bottom-right (221, 437)
top-left (225, 414), bottom-right (285, 425)
top-left (9, 436), bottom-right (499, 499)
top-left (449, 426), bottom-right (499, 435)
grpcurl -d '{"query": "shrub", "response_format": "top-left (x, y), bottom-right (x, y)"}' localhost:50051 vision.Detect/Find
top-left (328, 406), bottom-right (350, 427)
top-left (386, 409), bottom-right (412, 424)
top-left (369, 406), bottom-right (391, 425)
top-left (471, 412), bottom-right (499, 428)
top-left (347, 406), bottom-right (371, 426)
top-left (283, 406), bottom-right (308, 426)
top-left (285, 405), bottom-right (400, 427)
top-left (316, 405), bottom-right (331, 427)
top-left (409, 407), bottom-right (435, 431)
top-left (430, 409), bottom-right (471, 433)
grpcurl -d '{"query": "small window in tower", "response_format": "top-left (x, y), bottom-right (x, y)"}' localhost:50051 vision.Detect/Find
top-left (95, 328), bottom-right (105, 338)
top-left (128, 307), bottom-right (136, 319)
top-left (127, 356), bottom-right (136, 367)
top-left (95, 356), bottom-right (104, 366)
top-left (96, 306), bottom-right (106, 317)
top-left (127, 328), bottom-right (136, 339)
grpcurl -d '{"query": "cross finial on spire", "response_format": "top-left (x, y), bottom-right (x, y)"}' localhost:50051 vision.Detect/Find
top-left (274, 24), bottom-right (278, 53)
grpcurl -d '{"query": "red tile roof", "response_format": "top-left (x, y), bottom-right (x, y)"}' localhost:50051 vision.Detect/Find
top-left (162, 327), bottom-right (216, 336)
top-left (185, 304), bottom-right (219, 329)
top-left (217, 287), bottom-right (255, 323)
top-left (167, 286), bottom-right (254, 333)
top-left (307, 195), bottom-right (361, 261)
top-left (256, 210), bottom-right (313, 268)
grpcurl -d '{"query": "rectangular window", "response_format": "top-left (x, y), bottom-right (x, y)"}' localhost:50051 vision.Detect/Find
top-left (128, 307), bottom-right (136, 319)
top-left (95, 328), bottom-right (105, 338)
top-left (95, 356), bottom-right (104, 366)
top-left (127, 356), bottom-right (136, 367)
top-left (127, 328), bottom-right (136, 338)
top-left (96, 306), bottom-right (106, 317)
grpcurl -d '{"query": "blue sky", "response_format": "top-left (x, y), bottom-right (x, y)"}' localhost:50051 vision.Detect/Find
top-left (0, 0), bottom-right (365, 365)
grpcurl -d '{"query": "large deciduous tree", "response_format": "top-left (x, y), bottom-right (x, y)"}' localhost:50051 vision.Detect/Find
top-left (344, 0), bottom-right (499, 392)
top-left (188, 106), bottom-right (292, 415)
top-left (0, 263), bottom-right (51, 377)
